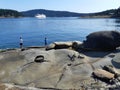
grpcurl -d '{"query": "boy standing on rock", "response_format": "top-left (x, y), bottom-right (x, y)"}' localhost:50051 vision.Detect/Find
top-left (45, 37), bottom-right (47, 46)
top-left (20, 37), bottom-right (23, 50)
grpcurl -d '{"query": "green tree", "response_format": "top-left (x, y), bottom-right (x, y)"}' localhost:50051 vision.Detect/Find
top-left (112, 7), bottom-right (120, 18)
top-left (0, 9), bottom-right (22, 17)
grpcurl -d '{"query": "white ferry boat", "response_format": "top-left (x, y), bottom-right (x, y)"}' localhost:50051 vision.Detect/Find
top-left (35, 14), bottom-right (46, 19)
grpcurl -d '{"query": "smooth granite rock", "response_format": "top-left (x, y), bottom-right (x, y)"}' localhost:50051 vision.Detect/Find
top-left (83, 31), bottom-right (120, 51)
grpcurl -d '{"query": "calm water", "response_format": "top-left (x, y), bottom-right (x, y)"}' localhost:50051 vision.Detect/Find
top-left (0, 17), bottom-right (120, 49)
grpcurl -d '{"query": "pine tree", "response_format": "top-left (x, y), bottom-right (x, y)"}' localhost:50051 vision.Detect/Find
top-left (112, 7), bottom-right (120, 18)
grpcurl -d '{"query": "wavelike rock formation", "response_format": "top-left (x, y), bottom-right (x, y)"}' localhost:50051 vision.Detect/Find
top-left (0, 45), bottom-right (120, 90)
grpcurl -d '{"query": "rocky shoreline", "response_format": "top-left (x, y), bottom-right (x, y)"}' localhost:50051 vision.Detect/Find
top-left (0, 30), bottom-right (120, 90)
top-left (0, 42), bottom-right (119, 90)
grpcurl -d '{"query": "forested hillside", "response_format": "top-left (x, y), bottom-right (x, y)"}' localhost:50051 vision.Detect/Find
top-left (0, 9), bottom-right (22, 17)
top-left (112, 7), bottom-right (120, 18)
top-left (21, 9), bottom-right (86, 17)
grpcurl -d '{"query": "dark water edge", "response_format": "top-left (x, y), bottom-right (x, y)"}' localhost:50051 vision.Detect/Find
top-left (0, 17), bottom-right (120, 49)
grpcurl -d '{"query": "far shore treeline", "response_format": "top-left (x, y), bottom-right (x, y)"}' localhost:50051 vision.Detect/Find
top-left (0, 9), bottom-right (22, 18)
top-left (0, 7), bottom-right (120, 18)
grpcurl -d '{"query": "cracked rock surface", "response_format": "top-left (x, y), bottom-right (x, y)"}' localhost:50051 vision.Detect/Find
top-left (0, 48), bottom-right (120, 89)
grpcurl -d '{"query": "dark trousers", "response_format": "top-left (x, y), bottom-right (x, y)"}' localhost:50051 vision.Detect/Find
top-left (20, 43), bottom-right (23, 48)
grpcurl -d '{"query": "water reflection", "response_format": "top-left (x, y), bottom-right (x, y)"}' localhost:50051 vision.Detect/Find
top-left (115, 19), bottom-right (120, 23)
top-left (114, 19), bottom-right (120, 31)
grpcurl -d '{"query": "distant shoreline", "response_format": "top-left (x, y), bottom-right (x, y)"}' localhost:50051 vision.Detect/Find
top-left (0, 16), bottom-right (23, 18)
top-left (80, 15), bottom-right (111, 19)
top-left (0, 15), bottom-right (113, 19)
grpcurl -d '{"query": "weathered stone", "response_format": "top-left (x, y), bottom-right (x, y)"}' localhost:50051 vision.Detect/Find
top-left (72, 41), bottom-right (83, 50)
top-left (0, 83), bottom-right (44, 90)
top-left (83, 31), bottom-right (120, 51)
top-left (34, 55), bottom-right (44, 63)
top-left (54, 41), bottom-right (73, 49)
top-left (0, 47), bottom-right (120, 89)
top-left (93, 69), bottom-right (114, 80)
top-left (46, 41), bottom-right (82, 50)
top-left (46, 43), bottom-right (55, 50)
top-left (103, 65), bottom-right (119, 78)
top-left (0, 83), bottom-right (21, 90)
top-left (112, 53), bottom-right (120, 70)
top-left (112, 53), bottom-right (120, 64)
top-left (0, 49), bottom-right (92, 89)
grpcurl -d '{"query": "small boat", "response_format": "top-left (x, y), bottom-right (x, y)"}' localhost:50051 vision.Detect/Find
top-left (35, 14), bottom-right (46, 19)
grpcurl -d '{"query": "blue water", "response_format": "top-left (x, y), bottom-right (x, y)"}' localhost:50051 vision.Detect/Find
top-left (0, 17), bottom-right (120, 49)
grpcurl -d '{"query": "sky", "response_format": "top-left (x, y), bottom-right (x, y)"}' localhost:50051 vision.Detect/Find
top-left (0, 0), bottom-right (120, 13)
